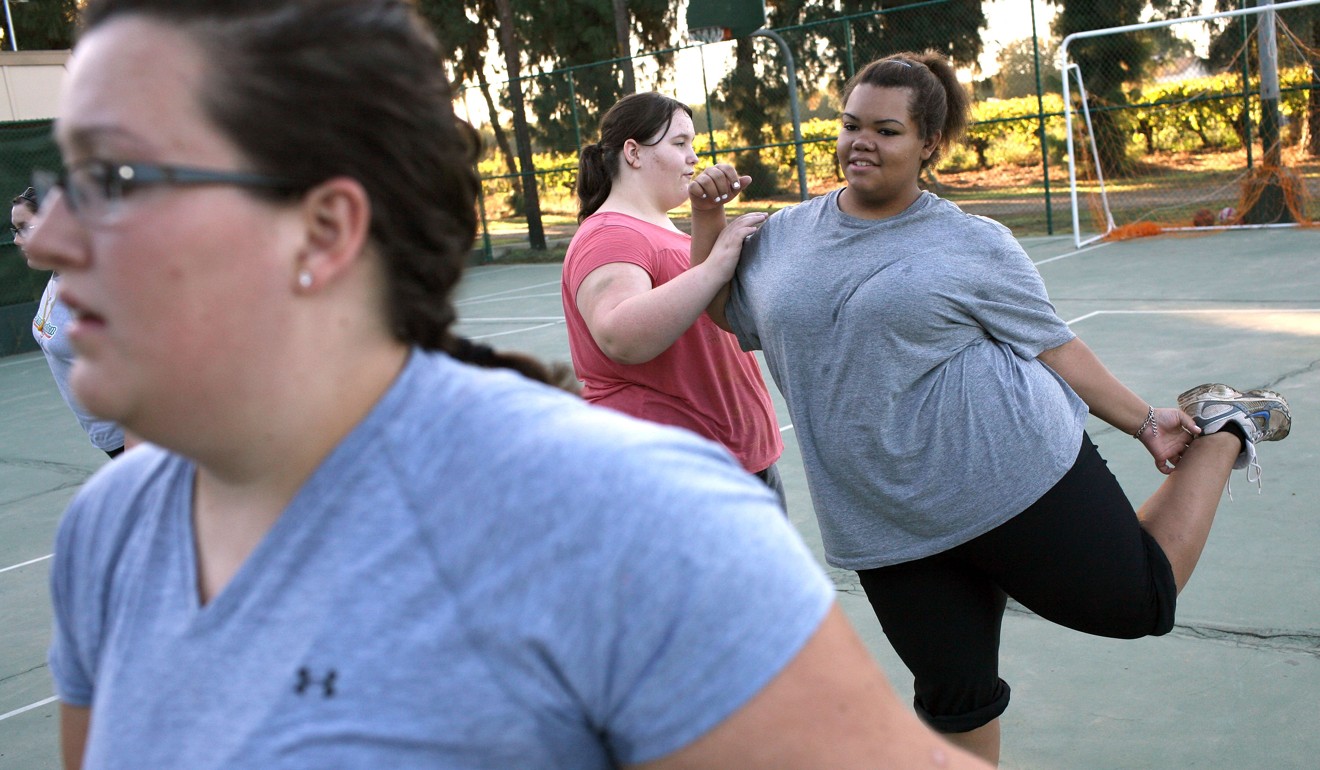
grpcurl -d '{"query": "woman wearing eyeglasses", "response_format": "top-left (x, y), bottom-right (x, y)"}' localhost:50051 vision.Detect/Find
top-left (12, 186), bottom-right (126, 458)
top-left (26, 2), bottom-right (990, 769)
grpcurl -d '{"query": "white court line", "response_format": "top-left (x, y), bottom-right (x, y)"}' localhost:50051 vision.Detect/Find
top-left (1065, 307), bottom-right (1320, 326)
top-left (468, 264), bottom-right (560, 277)
top-left (1016, 234), bottom-right (1076, 244)
top-left (456, 280), bottom-right (560, 305)
top-left (463, 265), bottom-right (523, 278)
top-left (0, 696), bottom-right (57, 723)
top-left (457, 292), bottom-right (560, 308)
top-left (468, 321), bottom-right (563, 340)
top-left (459, 316), bottom-right (563, 323)
top-left (0, 554), bottom-right (52, 575)
top-left (1032, 240), bottom-right (1113, 267)
top-left (779, 423), bottom-right (794, 433)
top-left (0, 354), bottom-right (39, 370)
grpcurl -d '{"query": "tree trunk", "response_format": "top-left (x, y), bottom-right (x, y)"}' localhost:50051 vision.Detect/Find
top-left (612, 0), bottom-right (636, 94)
top-left (474, 65), bottom-right (523, 215)
top-left (494, 0), bottom-right (546, 249)
top-left (1309, 17), bottom-right (1319, 155)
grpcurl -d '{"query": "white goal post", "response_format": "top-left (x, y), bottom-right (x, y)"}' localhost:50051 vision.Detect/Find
top-left (1061, 0), bottom-right (1320, 247)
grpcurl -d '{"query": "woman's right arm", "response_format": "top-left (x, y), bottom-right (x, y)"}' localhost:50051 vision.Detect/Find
top-left (61, 704), bottom-right (90, 770)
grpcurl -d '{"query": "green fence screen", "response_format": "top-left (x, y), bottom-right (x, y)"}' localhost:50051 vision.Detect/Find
top-left (1, 119), bottom-right (58, 356)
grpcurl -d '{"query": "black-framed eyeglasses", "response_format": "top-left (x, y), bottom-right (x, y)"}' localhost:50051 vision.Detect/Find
top-left (32, 160), bottom-right (304, 225)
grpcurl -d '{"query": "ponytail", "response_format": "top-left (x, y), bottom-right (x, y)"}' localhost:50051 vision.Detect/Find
top-left (446, 336), bottom-right (581, 395)
top-left (911, 52), bottom-right (968, 168)
top-left (576, 143), bottom-right (614, 222)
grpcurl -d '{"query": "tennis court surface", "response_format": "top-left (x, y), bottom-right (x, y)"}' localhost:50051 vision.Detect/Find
top-left (2, 227), bottom-right (1317, 767)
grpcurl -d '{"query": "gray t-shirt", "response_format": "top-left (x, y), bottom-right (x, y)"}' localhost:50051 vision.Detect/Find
top-left (726, 190), bottom-right (1086, 569)
top-left (49, 349), bottom-right (833, 769)
top-left (33, 274), bottom-right (125, 451)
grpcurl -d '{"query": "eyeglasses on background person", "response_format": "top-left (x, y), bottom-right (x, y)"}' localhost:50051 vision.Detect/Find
top-left (33, 159), bottom-right (304, 226)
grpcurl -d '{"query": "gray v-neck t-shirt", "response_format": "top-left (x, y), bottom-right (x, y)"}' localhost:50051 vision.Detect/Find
top-left (49, 350), bottom-right (832, 768)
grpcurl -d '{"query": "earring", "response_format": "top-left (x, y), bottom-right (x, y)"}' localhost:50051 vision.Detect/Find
top-left (298, 269), bottom-right (313, 289)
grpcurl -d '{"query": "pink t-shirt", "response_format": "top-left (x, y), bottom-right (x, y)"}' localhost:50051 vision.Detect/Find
top-left (562, 212), bottom-right (782, 473)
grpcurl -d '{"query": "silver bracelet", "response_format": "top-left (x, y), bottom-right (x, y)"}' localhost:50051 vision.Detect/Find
top-left (1133, 405), bottom-right (1158, 439)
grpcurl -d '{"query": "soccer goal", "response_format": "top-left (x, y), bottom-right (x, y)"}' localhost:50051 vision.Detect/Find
top-left (1062, 0), bottom-right (1320, 247)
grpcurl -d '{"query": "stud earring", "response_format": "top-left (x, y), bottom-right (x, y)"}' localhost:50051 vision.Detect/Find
top-left (298, 269), bottom-right (313, 289)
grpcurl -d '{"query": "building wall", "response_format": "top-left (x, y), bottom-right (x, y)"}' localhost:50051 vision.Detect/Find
top-left (0, 50), bottom-right (68, 121)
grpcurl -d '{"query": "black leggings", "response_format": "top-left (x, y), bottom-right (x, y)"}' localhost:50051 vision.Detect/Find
top-left (755, 462), bottom-right (787, 511)
top-left (856, 433), bottom-right (1177, 734)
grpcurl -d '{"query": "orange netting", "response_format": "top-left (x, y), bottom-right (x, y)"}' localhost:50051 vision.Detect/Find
top-left (1104, 221), bottom-right (1166, 241)
top-left (1098, 157), bottom-right (1316, 242)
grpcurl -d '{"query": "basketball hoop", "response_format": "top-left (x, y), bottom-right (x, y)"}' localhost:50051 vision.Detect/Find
top-left (688, 26), bottom-right (731, 45)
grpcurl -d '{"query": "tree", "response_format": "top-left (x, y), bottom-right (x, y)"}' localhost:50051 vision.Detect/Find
top-left (4, 0), bottom-right (78, 51)
top-left (710, 0), bottom-right (986, 198)
top-left (612, 0), bottom-right (635, 93)
top-left (1208, 0), bottom-right (1320, 157)
top-left (421, 0), bottom-right (675, 247)
top-left (494, 0), bottom-right (546, 249)
top-left (712, 35), bottom-right (791, 196)
top-left (522, 0), bottom-right (675, 153)
top-left (795, 0), bottom-right (986, 96)
top-left (992, 38), bottom-right (1062, 100)
top-left (419, 0), bottom-right (526, 214)
top-left (863, 0), bottom-right (986, 68)
top-left (1049, 0), bottom-right (1200, 175)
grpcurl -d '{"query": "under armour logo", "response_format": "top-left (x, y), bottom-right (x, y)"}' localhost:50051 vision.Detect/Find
top-left (294, 667), bottom-right (337, 698)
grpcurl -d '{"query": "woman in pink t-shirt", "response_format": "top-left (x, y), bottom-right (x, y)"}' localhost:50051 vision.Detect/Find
top-left (561, 92), bottom-right (786, 505)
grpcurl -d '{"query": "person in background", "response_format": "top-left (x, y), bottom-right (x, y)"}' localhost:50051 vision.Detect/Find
top-left (689, 50), bottom-right (1291, 766)
top-left (561, 92), bottom-right (786, 506)
top-left (31, 3), bottom-right (992, 768)
top-left (12, 186), bottom-right (126, 457)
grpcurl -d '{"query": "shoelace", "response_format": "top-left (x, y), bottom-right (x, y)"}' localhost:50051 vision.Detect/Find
top-left (1224, 447), bottom-right (1263, 502)
top-left (1246, 455), bottom-right (1263, 493)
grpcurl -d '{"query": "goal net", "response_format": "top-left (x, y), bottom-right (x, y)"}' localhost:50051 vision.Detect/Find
top-left (1062, 0), bottom-right (1320, 247)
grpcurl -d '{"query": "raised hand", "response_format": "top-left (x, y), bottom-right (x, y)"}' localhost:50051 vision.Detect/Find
top-left (689, 162), bottom-right (752, 212)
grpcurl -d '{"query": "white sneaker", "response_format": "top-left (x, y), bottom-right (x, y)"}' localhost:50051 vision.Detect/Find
top-left (1177, 383), bottom-right (1291, 494)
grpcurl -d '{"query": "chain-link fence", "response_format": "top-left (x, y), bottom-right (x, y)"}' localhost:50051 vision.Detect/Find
top-left (460, 0), bottom-right (1319, 258)
top-left (1, 118), bottom-right (58, 356)
top-left (2, 3), bottom-right (1314, 268)
top-left (1063, 1), bottom-right (1319, 244)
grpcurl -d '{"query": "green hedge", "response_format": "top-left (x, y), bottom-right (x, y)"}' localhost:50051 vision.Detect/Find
top-left (473, 92), bottom-right (1076, 200)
